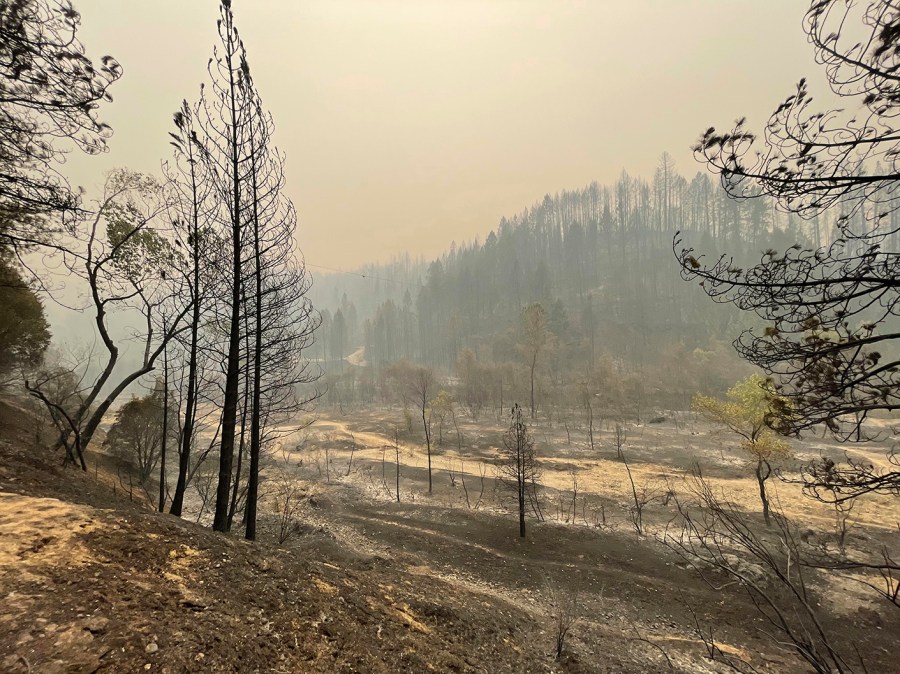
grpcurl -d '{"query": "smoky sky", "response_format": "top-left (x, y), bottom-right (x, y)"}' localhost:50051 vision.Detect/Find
top-left (65, 1), bottom-right (829, 270)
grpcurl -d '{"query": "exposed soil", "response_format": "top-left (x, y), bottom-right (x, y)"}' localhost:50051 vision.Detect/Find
top-left (1, 397), bottom-right (898, 673)
top-left (285, 405), bottom-right (900, 671)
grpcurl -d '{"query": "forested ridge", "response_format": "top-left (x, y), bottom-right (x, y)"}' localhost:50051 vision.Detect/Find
top-left (312, 158), bottom-right (835, 410)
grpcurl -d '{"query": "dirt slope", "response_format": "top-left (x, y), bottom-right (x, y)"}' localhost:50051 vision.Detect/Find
top-left (0, 398), bottom-right (650, 674)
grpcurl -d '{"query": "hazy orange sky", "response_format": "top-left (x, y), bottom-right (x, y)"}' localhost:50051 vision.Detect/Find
top-left (65, 1), bottom-right (828, 270)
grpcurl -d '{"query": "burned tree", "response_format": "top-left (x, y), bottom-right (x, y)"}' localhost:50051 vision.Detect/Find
top-left (172, 0), bottom-right (320, 534)
top-left (497, 403), bottom-right (541, 537)
top-left (243, 236), bottom-right (320, 540)
top-left (195, 0), bottom-right (255, 533)
top-left (389, 361), bottom-right (436, 493)
top-left (520, 303), bottom-right (551, 420)
top-left (238, 77), bottom-right (320, 540)
top-left (164, 100), bottom-right (220, 517)
top-left (667, 475), bottom-right (872, 674)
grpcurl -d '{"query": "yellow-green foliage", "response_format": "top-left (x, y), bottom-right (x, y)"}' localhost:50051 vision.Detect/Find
top-left (692, 374), bottom-right (791, 462)
top-left (430, 389), bottom-right (455, 417)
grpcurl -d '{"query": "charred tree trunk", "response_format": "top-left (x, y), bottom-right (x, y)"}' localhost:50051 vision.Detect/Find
top-left (518, 470), bottom-right (526, 538)
top-left (213, 5), bottom-right (246, 533)
top-left (756, 458), bottom-right (772, 526)
top-left (158, 347), bottom-right (169, 513)
top-left (422, 403), bottom-right (432, 494)
top-left (245, 111), bottom-right (265, 541)
top-left (170, 105), bottom-right (204, 518)
top-left (530, 354), bottom-right (537, 420)
top-left (228, 294), bottom-right (252, 531)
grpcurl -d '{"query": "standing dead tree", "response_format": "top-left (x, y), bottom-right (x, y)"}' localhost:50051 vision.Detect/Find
top-left (497, 403), bottom-right (541, 537)
top-left (582, 387), bottom-right (597, 453)
top-left (240, 75), bottom-right (320, 542)
top-left (621, 450), bottom-right (657, 536)
top-left (613, 422), bottom-right (626, 460)
top-left (157, 346), bottom-right (171, 512)
top-left (568, 466), bottom-right (579, 524)
top-left (345, 432), bottom-right (357, 476)
top-left (415, 367), bottom-right (435, 493)
top-left (446, 458), bottom-right (458, 488)
top-left (170, 341), bottom-right (225, 519)
top-left (394, 426), bottom-right (401, 502)
top-left (833, 498), bottom-right (855, 557)
top-left (198, 0), bottom-right (252, 533)
top-left (389, 362), bottom-right (436, 493)
top-left (190, 0), bottom-right (320, 535)
top-left (519, 304), bottom-right (551, 420)
top-left (164, 99), bottom-right (220, 517)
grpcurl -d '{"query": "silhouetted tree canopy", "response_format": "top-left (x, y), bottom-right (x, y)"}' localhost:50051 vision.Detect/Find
top-left (693, 1), bottom-right (900, 223)
top-left (0, 0), bottom-right (121, 247)
top-left (0, 252), bottom-right (49, 379)
top-left (677, 0), bottom-right (900, 496)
